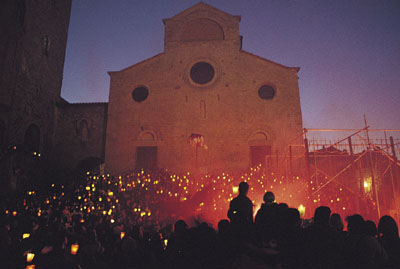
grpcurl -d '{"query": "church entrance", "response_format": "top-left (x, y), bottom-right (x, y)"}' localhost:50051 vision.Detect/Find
top-left (250, 145), bottom-right (271, 167)
top-left (136, 146), bottom-right (157, 171)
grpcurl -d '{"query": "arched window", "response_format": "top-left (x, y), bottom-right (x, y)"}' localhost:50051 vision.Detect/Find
top-left (24, 124), bottom-right (40, 152)
top-left (78, 120), bottom-right (89, 142)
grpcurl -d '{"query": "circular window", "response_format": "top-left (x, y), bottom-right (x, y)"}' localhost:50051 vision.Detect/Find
top-left (190, 62), bottom-right (215, 85)
top-left (132, 86), bottom-right (149, 102)
top-left (258, 85), bottom-right (276, 100)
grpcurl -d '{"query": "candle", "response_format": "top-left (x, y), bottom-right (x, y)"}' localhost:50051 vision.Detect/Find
top-left (26, 252), bottom-right (35, 263)
top-left (298, 204), bottom-right (306, 217)
top-left (23, 233), bottom-right (30, 239)
top-left (71, 244), bottom-right (79, 255)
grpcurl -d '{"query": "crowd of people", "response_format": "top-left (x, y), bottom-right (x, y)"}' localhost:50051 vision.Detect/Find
top-left (1, 169), bottom-right (399, 268)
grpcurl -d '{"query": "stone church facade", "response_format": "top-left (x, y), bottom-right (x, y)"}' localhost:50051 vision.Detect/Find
top-left (1, 2), bottom-right (303, 189)
top-left (105, 3), bottom-right (303, 173)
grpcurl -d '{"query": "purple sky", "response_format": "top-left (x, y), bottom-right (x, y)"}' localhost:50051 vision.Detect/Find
top-left (61, 0), bottom-right (400, 139)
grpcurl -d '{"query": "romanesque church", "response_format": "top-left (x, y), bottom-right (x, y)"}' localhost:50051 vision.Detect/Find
top-left (0, 2), bottom-right (303, 189)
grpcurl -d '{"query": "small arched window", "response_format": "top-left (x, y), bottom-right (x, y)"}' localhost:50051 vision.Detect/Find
top-left (78, 120), bottom-right (89, 142)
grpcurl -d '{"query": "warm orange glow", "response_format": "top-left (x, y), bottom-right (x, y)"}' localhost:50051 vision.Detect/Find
top-left (26, 252), bottom-right (35, 263)
top-left (71, 244), bottom-right (79, 255)
top-left (232, 186), bottom-right (238, 194)
top-left (298, 204), bottom-right (306, 217)
top-left (26, 265), bottom-right (35, 269)
top-left (120, 232), bottom-right (125, 240)
top-left (23, 233), bottom-right (30, 239)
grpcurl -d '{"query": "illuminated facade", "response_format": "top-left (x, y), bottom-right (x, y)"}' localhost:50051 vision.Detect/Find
top-left (105, 3), bottom-right (303, 173)
top-left (0, 2), bottom-right (304, 190)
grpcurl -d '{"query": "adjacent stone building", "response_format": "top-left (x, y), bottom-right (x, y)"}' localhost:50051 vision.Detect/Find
top-left (0, 0), bottom-right (72, 154)
top-left (105, 3), bottom-right (303, 173)
top-left (0, 0), bottom-right (106, 189)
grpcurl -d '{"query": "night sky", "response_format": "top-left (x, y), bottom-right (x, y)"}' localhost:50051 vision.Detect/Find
top-left (61, 0), bottom-right (400, 139)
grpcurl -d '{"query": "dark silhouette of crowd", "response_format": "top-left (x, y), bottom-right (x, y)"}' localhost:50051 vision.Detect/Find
top-left (1, 180), bottom-right (399, 269)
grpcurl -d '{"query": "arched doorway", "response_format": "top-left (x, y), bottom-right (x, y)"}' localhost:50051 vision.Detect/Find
top-left (136, 130), bottom-right (158, 171)
top-left (248, 132), bottom-right (271, 167)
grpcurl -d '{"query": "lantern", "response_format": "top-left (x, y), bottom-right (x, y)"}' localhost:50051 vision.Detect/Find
top-left (232, 186), bottom-right (239, 194)
top-left (298, 204), bottom-right (306, 217)
top-left (23, 233), bottom-right (30, 239)
top-left (71, 244), bottom-right (79, 255)
top-left (26, 252), bottom-right (35, 263)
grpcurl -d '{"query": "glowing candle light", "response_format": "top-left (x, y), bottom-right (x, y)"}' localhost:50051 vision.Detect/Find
top-left (26, 252), bottom-right (35, 263)
top-left (298, 204), bottom-right (306, 217)
top-left (26, 265), bottom-right (35, 269)
top-left (71, 244), bottom-right (79, 255)
top-left (23, 233), bottom-right (30, 239)
top-left (120, 232), bottom-right (125, 240)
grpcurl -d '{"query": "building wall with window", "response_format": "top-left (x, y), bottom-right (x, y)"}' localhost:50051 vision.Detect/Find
top-left (0, 0), bottom-right (72, 190)
top-left (0, 0), bottom-right (72, 154)
top-left (53, 101), bottom-right (108, 172)
top-left (105, 3), bottom-right (303, 173)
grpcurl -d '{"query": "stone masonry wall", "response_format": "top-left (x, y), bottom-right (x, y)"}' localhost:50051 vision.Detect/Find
top-left (105, 3), bottom-right (303, 174)
top-left (53, 102), bottom-right (108, 171)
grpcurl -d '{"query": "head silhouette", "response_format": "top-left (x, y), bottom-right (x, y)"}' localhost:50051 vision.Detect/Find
top-left (330, 213), bottom-right (344, 231)
top-left (238, 182), bottom-right (249, 196)
top-left (263, 191), bottom-right (275, 204)
top-left (378, 215), bottom-right (399, 239)
top-left (346, 214), bottom-right (365, 235)
top-left (313, 206), bottom-right (331, 226)
top-left (174, 219), bottom-right (188, 234)
top-left (218, 219), bottom-right (230, 234)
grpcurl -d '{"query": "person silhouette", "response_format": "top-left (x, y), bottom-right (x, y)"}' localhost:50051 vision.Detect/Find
top-left (227, 182), bottom-right (253, 226)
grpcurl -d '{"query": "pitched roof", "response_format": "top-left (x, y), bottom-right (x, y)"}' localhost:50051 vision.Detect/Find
top-left (162, 2), bottom-right (240, 24)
